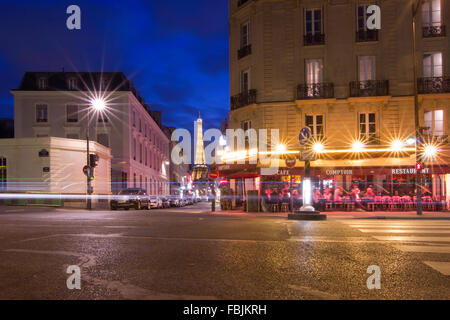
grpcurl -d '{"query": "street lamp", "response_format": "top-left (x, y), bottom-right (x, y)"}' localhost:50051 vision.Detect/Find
top-left (411, 0), bottom-right (427, 215)
top-left (86, 98), bottom-right (106, 210)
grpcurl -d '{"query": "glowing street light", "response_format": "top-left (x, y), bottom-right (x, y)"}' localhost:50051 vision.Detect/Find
top-left (276, 144), bottom-right (287, 153)
top-left (391, 140), bottom-right (404, 151)
top-left (423, 144), bottom-right (438, 159)
top-left (352, 141), bottom-right (365, 153)
top-left (91, 98), bottom-right (106, 111)
top-left (313, 142), bottom-right (325, 153)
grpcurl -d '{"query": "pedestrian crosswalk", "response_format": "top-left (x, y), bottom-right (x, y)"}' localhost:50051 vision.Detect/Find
top-left (341, 220), bottom-right (450, 276)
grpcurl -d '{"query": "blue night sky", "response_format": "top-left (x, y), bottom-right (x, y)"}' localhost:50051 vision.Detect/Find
top-left (0, 0), bottom-right (229, 131)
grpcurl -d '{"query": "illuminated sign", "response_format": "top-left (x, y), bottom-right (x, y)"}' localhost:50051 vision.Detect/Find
top-left (392, 168), bottom-right (429, 175)
top-left (325, 169), bottom-right (353, 176)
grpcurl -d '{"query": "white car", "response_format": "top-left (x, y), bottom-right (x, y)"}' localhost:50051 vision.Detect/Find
top-left (149, 196), bottom-right (162, 209)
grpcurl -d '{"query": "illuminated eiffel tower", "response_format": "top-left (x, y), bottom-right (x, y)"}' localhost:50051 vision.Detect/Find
top-left (192, 113), bottom-right (208, 181)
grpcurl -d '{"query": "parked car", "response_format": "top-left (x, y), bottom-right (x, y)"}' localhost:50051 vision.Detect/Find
top-left (168, 196), bottom-right (180, 207)
top-left (185, 197), bottom-right (194, 205)
top-left (149, 196), bottom-right (162, 209)
top-left (179, 198), bottom-right (186, 207)
top-left (111, 188), bottom-right (150, 210)
top-left (161, 197), bottom-right (171, 208)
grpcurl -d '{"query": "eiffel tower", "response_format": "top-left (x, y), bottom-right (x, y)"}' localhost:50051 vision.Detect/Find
top-left (192, 113), bottom-right (208, 181)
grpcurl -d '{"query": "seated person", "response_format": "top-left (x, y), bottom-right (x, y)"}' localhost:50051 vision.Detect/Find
top-left (334, 186), bottom-right (343, 202)
top-left (365, 185), bottom-right (375, 198)
top-left (324, 187), bottom-right (333, 201)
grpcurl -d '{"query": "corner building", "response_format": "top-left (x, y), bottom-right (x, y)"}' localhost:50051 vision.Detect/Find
top-left (224, 0), bottom-right (450, 210)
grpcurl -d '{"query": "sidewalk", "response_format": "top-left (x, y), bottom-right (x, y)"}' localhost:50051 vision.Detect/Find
top-left (212, 209), bottom-right (450, 220)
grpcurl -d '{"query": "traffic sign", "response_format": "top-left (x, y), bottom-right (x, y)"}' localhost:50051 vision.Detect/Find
top-left (83, 165), bottom-right (92, 177)
top-left (209, 171), bottom-right (220, 180)
top-left (299, 127), bottom-right (312, 146)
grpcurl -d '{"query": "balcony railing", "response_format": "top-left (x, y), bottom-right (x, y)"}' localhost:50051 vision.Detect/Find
top-left (230, 89), bottom-right (257, 110)
top-left (418, 77), bottom-right (450, 94)
top-left (350, 80), bottom-right (389, 97)
top-left (297, 83), bottom-right (334, 100)
top-left (304, 33), bottom-right (325, 46)
top-left (356, 29), bottom-right (379, 42)
top-left (238, 0), bottom-right (250, 7)
top-left (238, 44), bottom-right (252, 59)
top-left (423, 25), bottom-right (446, 38)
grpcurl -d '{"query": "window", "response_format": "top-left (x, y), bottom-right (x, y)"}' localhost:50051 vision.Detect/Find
top-left (240, 21), bottom-right (250, 48)
top-left (66, 105), bottom-right (78, 123)
top-left (424, 110), bottom-right (444, 136)
top-left (133, 173), bottom-right (137, 188)
top-left (241, 120), bottom-right (252, 148)
top-left (98, 113), bottom-right (108, 123)
top-left (305, 115), bottom-right (324, 139)
top-left (0, 157), bottom-right (6, 191)
top-left (97, 133), bottom-right (109, 148)
top-left (133, 111), bottom-right (136, 127)
top-left (359, 113), bottom-right (376, 141)
top-left (423, 52), bottom-right (443, 77)
top-left (144, 146), bottom-right (147, 165)
top-left (305, 59), bottom-right (323, 84)
top-left (66, 133), bottom-right (79, 140)
top-left (144, 125), bottom-right (147, 137)
top-left (38, 78), bottom-right (48, 90)
top-left (357, 5), bottom-right (370, 32)
top-left (121, 172), bottom-right (127, 189)
top-left (68, 78), bottom-right (77, 90)
top-left (305, 8), bottom-right (322, 35)
top-left (133, 138), bottom-right (136, 161)
top-left (359, 56), bottom-right (376, 82)
top-left (139, 143), bottom-right (143, 163)
top-left (422, 0), bottom-right (441, 27)
top-left (240, 69), bottom-right (250, 92)
top-left (36, 104), bottom-right (48, 123)
top-left (139, 119), bottom-right (142, 132)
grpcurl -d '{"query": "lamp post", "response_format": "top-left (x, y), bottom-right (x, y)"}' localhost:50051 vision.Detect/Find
top-left (412, 0), bottom-right (423, 215)
top-left (86, 98), bottom-right (106, 210)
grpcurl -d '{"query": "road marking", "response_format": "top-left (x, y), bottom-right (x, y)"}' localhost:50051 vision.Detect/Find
top-left (4, 209), bottom-right (25, 213)
top-left (394, 245), bottom-right (450, 254)
top-left (423, 261), bottom-right (450, 276)
top-left (346, 225), bottom-right (450, 229)
top-left (342, 221), bottom-right (450, 226)
top-left (358, 229), bottom-right (450, 234)
top-left (372, 236), bottom-right (450, 242)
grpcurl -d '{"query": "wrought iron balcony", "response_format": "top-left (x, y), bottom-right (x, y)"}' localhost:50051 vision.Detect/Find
top-left (238, 44), bottom-right (252, 60)
top-left (303, 33), bottom-right (325, 46)
top-left (297, 83), bottom-right (334, 100)
top-left (418, 77), bottom-right (450, 94)
top-left (356, 29), bottom-right (379, 42)
top-left (230, 89), bottom-right (257, 110)
top-left (350, 80), bottom-right (389, 97)
top-left (423, 25), bottom-right (446, 38)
